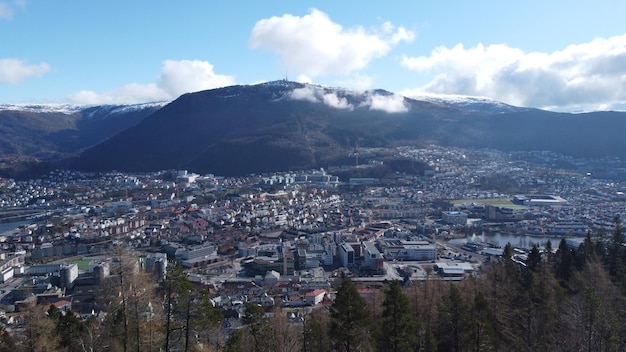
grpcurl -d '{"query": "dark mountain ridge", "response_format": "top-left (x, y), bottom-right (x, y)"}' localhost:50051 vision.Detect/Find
top-left (3, 81), bottom-right (626, 177)
top-left (0, 102), bottom-right (165, 159)
top-left (67, 81), bottom-right (626, 176)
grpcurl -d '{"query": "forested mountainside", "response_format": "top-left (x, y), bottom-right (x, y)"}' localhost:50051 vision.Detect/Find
top-left (69, 81), bottom-right (626, 176)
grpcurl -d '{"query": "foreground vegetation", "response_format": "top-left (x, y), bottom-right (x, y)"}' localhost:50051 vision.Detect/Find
top-left (5, 217), bottom-right (626, 351)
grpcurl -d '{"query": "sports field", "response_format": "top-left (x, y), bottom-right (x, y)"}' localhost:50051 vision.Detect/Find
top-left (452, 198), bottom-right (528, 210)
top-left (71, 258), bottom-right (92, 271)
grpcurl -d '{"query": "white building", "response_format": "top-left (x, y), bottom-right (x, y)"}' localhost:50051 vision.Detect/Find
top-left (362, 241), bottom-right (383, 270)
top-left (338, 243), bottom-right (355, 267)
top-left (442, 211), bottom-right (468, 226)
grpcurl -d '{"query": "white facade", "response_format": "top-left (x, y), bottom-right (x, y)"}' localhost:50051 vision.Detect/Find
top-left (339, 243), bottom-right (355, 267)
top-left (442, 211), bottom-right (468, 226)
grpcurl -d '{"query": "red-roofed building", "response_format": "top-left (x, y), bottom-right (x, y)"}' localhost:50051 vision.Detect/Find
top-left (305, 289), bottom-right (327, 305)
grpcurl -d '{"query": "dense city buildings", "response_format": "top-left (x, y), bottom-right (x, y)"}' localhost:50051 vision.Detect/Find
top-left (3, 145), bottom-right (626, 344)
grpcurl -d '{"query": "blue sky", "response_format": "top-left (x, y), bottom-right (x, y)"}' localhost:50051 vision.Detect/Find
top-left (2, 0), bottom-right (626, 112)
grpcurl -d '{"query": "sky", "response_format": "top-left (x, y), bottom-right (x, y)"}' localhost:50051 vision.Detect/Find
top-left (2, 0), bottom-right (626, 112)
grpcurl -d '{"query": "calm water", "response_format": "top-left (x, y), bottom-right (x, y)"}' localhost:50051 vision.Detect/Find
top-left (0, 220), bottom-right (30, 234)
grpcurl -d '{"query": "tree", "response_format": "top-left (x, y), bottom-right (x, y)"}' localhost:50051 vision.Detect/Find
top-left (0, 325), bottom-right (16, 352)
top-left (329, 278), bottom-right (374, 352)
top-left (555, 238), bottom-right (574, 281)
top-left (242, 302), bottom-right (275, 352)
top-left (161, 262), bottom-right (195, 352)
top-left (225, 329), bottom-right (243, 352)
top-left (608, 215), bottom-right (625, 281)
top-left (377, 280), bottom-right (417, 352)
top-left (545, 239), bottom-right (553, 264)
top-left (48, 305), bottom-right (84, 352)
top-left (193, 289), bottom-right (224, 350)
top-left (471, 291), bottom-right (498, 351)
top-left (99, 248), bottom-right (161, 352)
top-left (19, 306), bottom-right (62, 352)
top-left (526, 245), bottom-right (542, 272)
top-left (302, 309), bottom-right (331, 352)
top-left (438, 284), bottom-right (471, 352)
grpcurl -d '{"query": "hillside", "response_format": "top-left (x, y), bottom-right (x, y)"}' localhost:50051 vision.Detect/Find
top-left (0, 103), bottom-right (165, 160)
top-left (68, 81), bottom-right (626, 176)
top-left (4, 81), bottom-right (626, 177)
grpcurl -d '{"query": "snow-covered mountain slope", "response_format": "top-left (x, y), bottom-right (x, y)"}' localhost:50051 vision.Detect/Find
top-left (402, 93), bottom-right (533, 114)
top-left (0, 101), bottom-right (167, 160)
top-left (0, 101), bottom-right (169, 116)
top-left (259, 80), bottom-right (531, 114)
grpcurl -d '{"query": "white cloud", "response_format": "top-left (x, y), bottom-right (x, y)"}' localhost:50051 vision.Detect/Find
top-left (365, 94), bottom-right (407, 113)
top-left (156, 60), bottom-right (235, 98)
top-left (401, 34), bottom-right (626, 111)
top-left (336, 74), bottom-right (374, 91)
top-left (0, 58), bottom-right (49, 83)
top-left (290, 86), bottom-right (353, 110)
top-left (290, 85), bottom-right (406, 112)
top-left (67, 59), bottom-right (235, 104)
top-left (249, 9), bottom-right (414, 79)
top-left (322, 92), bottom-right (352, 110)
top-left (0, 3), bottom-right (12, 19)
top-left (296, 74), bottom-right (312, 84)
top-left (290, 86), bottom-right (319, 103)
top-left (67, 83), bottom-right (170, 105)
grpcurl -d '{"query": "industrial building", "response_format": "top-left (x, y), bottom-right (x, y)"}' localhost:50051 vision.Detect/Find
top-left (442, 211), bottom-right (468, 226)
top-left (513, 194), bottom-right (567, 206)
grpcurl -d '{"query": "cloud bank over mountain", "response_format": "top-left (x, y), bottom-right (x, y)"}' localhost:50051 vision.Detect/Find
top-left (290, 85), bottom-right (407, 113)
top-left (67, 60), bottom-right (236, 105)
top-left (401, 34), bottom-right (626, 112)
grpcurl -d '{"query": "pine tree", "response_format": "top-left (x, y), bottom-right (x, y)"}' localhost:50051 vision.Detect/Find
top-left (302, 310), bottom-right (331, 352)
top-left (0, 325), bottom-right (15, 352)
top-left (377, 280), bottom-right (417, 352)
top-left (161, 262), bottom-right (195, 352)
top-left (438, 284), bottom-right (471, 352)
top-left (471, 291), bottom-right (498, 351)
top-left (608, 215), bottom-right (625, 281)
top-left (242, 302), bottom-right (275, 352)
top-left (526, 245), bottom-right (542, 272)
top-left (555, 238), bottom-right (574, 281)
top-left (225, 329), bottom-right (243, 352)
top-left (329, 278), bottom-right (373, 352)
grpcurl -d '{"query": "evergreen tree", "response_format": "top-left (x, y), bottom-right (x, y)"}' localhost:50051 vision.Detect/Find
top-left (608, 215), bottom-right (625, 281)
top-left (161, 262), bottom-right (195, 352)
top-left (225, 329), bottom-right (243, 352)
top-left (471, 291), bottom-right (498, 351)
top-left (329, 278), bottom-right (373, 352)
top-left (526, 245), bottom-right (542, 272)
top-left (48, 305), bottom-right (84, 352)
top-left (302, 310), bottom-right (331, 352)
top-left (0, 325), bottom-right (15, 352)
top-left (21, 306), bottom-right (62, 352)
top-left (438, 285), bottom-right (471, 352)
top-left (575, 231), bottom-right (595, 270)
top-left (545, 239), bottom-right (553, 264)
top-left (193, 289), bottom-right (224, 349)
top-left (242, 302), bottom-right (275, 352)
top-left (377, 280), bottom-right (417, 352)
top-left (555, 238), bottom-right (574, 281)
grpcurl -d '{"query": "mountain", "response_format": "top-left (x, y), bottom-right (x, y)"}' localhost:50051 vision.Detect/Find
top-left (4, 81), bottom-right (626, 177)
top-left (64, 81), bottom-right (626, 176)
top-left (407, 94), bottom-right (535, 114)
top-left (0, 102), bottom-right (166, 159)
